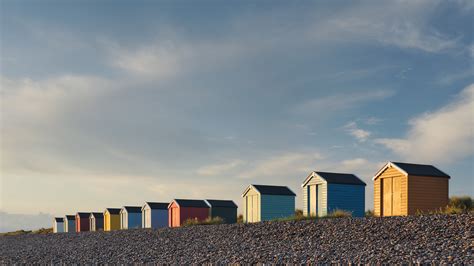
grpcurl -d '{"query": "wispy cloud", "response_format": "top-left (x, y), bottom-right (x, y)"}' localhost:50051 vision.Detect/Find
top-left (375, 84), bottom-right (474, 163)
top-left (196, 160), bottom-right (245, 176)
top-left (344, 122), bottom-right (371, 142)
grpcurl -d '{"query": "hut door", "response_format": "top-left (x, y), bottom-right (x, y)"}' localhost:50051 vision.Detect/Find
top-left (317, 184), bottom-right (323, 217)
top-left (392, 177), bottom-right (402, 216)
top-left (383, 178), bottom-right (393, 216)
top-left (309, 185), bottom-right (317, 216)
top-left (383, 177), bottom-right (402, 216)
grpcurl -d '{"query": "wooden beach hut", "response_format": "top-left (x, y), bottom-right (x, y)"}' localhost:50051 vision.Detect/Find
top-left (242, 184), bottom-right (296, 223)
top-left (53, 217), bottom-right (64, 233)
top-left (76, 212), bottom-right (91, 232)
top-left (120, 206), bottom-right (142, 229)
top-left (204, 199), bottom-right (238, 224)
top-left (89, 212), bottom-right (104, 231)
top-left (373, 162), bottom-right (450, 216)
top-left (301, 171), bottom-right (366, 217)
top-left (168, 199), bottom-right (210, 227)
top-left (64, 215), bottom-right (76, 233)
top-left (104, 208), bottom-right (121, 231)
top-left (142, 202), bottom-right (169, 229)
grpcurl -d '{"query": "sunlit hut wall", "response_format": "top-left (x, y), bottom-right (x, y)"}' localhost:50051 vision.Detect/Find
top-left (168, 199), bottom-right (210, 227)
top-left (302, 172), bottom-right (366, 217)
top-left (64, 215), bottom-right (76, 233)
top-left (53, 217), bottom-right (64, 233)
top-left (120, 206), bottom-right (142, 229)
top-left (142, 202), bottom-right (169, 229)
top-left (373, 162), bottom-right (450, 216)
top-left (103, 208), bottom-right (121, 231)
top-left (242, 185), bottom-right (296, 223)
top-left (89, 212), bottom-right (104, 231)
top-left (75, 212), bottom-right (91, 232)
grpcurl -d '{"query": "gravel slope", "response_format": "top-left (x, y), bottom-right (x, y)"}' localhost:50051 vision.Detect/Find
top-left (1, 214), bottom-right (472, 264)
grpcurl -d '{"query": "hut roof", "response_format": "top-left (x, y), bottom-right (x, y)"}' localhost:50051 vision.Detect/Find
top-left (65, 215), bottom-right (75, 220)
top-left (122, 206), bottom-right (142, 213)
top-left (105, 208), bottom-right (121, 215)
top-left (90, 212), bottom-right (103, 218)
top-left (373, 162), bottom-right (450, 180)
top-left (76, 212), bottom-right (91, 218)
top-left (245, 184), bottom-right (296, 196)
top-left (205, 199), bottom-right (237, 208)
top-left (144, 202), bottom-right (169, 210)
top-left (302, 172), bottom-right (366, 187)
top-left (54, 217), bottom-right (64, 222)
top-left (172, 199), bottom-right (209, 208)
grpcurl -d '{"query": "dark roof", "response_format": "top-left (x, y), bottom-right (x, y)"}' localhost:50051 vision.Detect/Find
top-left (54, 217), bottom-right (64, 222)
top-left (252, 185), bottom-right (296, 196)
top-left (90, 212), bottom-right (103, 218)
top-left (392, 162), bottom-right (450, 178)
top-left (316, 172), bottom-right (366, 186)
top-left (65, 215), bottom-right (75, 220)
top-left (145, 202), bottom-right (169, 210)
top-left (173, 199), bottom-right (210, 208)
top-left (205, 199), bottom-right (237, 208)
top-left (105, 208), bottom-right (121, 215)
top-left (123, 206), bottom-right (142, 213)
top-left (76, 212), bottom-right (91, 218)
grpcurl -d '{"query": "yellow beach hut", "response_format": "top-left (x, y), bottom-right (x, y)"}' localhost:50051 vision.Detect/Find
top-left (104, 208), bottom-right (121, 231)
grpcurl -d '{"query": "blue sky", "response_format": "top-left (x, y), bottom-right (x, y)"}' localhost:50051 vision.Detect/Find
top-left (1, 0), bottom-right (473, 232)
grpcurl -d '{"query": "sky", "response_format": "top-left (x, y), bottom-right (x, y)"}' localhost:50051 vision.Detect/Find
top-left (0, 0), bottom-right (473, 232)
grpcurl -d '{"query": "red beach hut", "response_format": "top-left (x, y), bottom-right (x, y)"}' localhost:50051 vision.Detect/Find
top-left (168, 199), bottom-right (210, 227)
top-left (76, 212), bottom-right (91, 232)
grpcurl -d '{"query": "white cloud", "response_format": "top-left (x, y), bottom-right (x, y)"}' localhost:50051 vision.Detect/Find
top-left (375, 84), bottom-right (474, 163)
top-left (110, 39), bottom-right (243, 80)
top-left (196, 159), bottom-right (245, 176)
top-left (294, 89), bottom-right (394, 114)
top-left (344, 122), bottom-right (371, 142)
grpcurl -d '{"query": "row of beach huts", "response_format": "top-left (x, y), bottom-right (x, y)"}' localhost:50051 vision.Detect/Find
top-left (53, 161), bottom-right (451, 233)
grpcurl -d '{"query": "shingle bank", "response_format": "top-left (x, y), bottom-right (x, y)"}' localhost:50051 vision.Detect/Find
top-left (1, 213), bottom-right (472, 264)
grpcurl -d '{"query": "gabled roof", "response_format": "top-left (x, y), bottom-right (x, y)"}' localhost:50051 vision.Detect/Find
top-left (373, 161), bottom-right (450, 180)
top-left (122, 206), bottom-right (142, 213)
top-left (76, 212), bottom-right (91, 218)
top-left (65, 215), bottom-right (75, 220)
top-left (205, 199), bottom-right (238, 208)
top-left (170, 199), bottom-right (210, 208)
top-left (242, 184), bottom-right (296, 197)
top-left (90, 212), bottom-right (103, 219)
top-left (54, 217), bottom-right (64, 222)
top-left (143, 202), bottom-right (169, 210)
top-left (105, 208), bottom-right (121, 215)
top-left (302, 171), bottom-right (366, 187)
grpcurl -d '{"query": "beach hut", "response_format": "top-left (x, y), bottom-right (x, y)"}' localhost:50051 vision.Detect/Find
top-left (76, 212), bottom-right (91, 232)
top-left (168, 199), bottom-right (210, 227)
top-left (53, 217), bottom-right (64, 233)
top-left (373, 162), bottom-right (450, 216)
top-left (64, 215), bottom-right (76, 233)
top-left (204, 199), bottom-right (238, 224)
top-left (120, 206), bottom-right (142, 229)
top-left (142, 202), bottom-right (169, 229)
top-left (242, 184), bottom-right (296, 223)
top-left (301, 171), bottom-right (366, 217)
top-left (89, 212), bottom-right (104, 231)
top-left (104, 208), bottom-right (121, 231)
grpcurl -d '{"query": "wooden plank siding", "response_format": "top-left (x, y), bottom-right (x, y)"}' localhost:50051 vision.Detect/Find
top-left (302, 175), bottom-right (327, 217)
top-left (374, 166), bottom-right (408, 216)
top-left (408, 175), bottom-right (449, 214)
top-left (327, 184), bottom-right (365, 217)
top-left (260, 194), bottom-right (295, 221)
